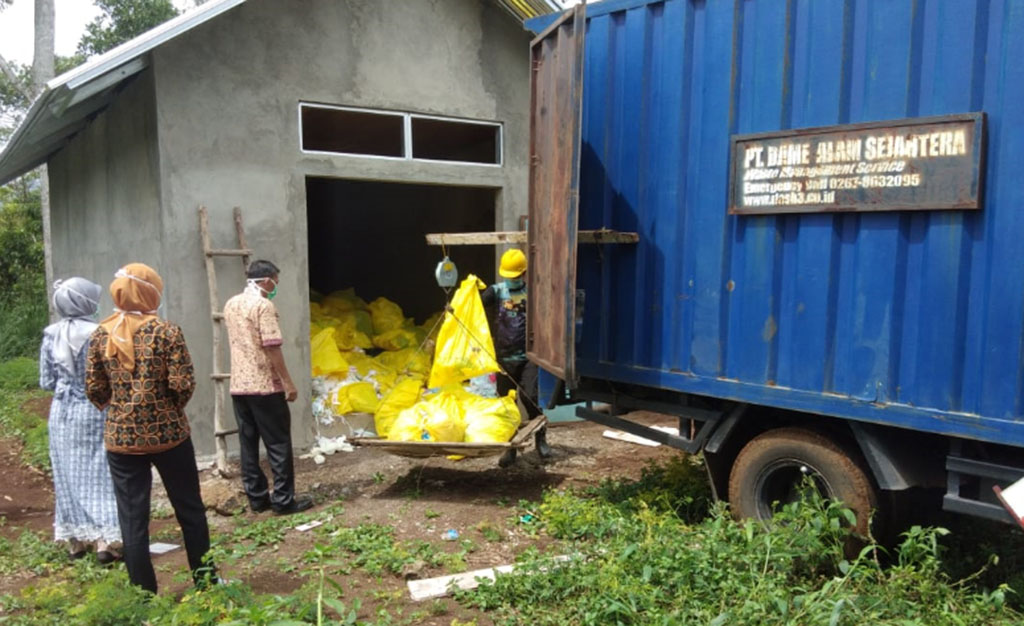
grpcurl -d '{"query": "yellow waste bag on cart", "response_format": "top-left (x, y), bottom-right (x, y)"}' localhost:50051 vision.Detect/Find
top-left (311, 328), bottom-right (348, 376)
top-left (428, 275), bottom-right (499, 388)
top-left (388, 397), bottom-right (466, 443)
top-left (374, 377), bottom-right (423, 438)
top-left (463, 391), bottom-right (521, 443)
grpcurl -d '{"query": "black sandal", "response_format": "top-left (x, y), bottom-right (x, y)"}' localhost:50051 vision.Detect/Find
top-left (96, 550), bottom-right (121, 565)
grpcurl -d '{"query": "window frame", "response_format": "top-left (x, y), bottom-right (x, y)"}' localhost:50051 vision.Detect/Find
top-left (298, 102), bottom-right (503, 167)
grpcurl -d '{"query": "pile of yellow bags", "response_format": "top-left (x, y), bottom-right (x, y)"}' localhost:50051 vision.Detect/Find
top-left (310, 277), bottom-right (522, 447)
top-left (385, 386), bottom-right (520, 444)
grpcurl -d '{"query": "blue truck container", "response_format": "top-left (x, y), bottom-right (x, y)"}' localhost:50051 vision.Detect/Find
top-left (525, 0), bottom-right (1024, 532)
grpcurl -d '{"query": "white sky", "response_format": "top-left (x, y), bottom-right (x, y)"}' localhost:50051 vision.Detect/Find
top-left (0, 0), bottom-right (193, 66)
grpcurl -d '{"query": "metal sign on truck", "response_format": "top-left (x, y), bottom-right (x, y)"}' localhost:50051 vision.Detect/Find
top-left (729, 113), bottom-right (985, 214)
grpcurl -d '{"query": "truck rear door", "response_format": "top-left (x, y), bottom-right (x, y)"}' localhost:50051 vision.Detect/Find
top-left (526, 4), bottom-right (585, 387)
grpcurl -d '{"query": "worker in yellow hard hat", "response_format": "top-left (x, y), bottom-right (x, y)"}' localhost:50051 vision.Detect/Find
top-left (481, 248), bottom-right (551, 465)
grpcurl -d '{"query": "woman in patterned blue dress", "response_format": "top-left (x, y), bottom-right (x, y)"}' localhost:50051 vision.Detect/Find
top-left (39, 277), bottom-right (122, 563)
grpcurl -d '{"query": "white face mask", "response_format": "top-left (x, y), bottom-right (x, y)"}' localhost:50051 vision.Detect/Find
top-left (246, 278), bottom-right (278, 299)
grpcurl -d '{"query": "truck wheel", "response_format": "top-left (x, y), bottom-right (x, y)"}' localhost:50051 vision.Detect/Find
top-left (728, 427), bottom-right (878, 537)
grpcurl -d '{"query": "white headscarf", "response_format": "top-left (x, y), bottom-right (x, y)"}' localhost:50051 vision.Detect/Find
top-left (45, 277), bottom-right (102, 375)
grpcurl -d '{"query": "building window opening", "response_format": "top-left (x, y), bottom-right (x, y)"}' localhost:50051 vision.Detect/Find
top-left (301, 106), bottom-right (404, 157)
top-left (411, 116), bottom-right (500, 164)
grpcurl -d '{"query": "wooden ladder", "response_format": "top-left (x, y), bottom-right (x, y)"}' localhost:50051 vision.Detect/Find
top-left (198, 206), bottom-right (252, 476)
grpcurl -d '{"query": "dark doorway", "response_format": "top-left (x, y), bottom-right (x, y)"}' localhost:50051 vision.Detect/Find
top-left (305, 178), bottom-right (497, 322)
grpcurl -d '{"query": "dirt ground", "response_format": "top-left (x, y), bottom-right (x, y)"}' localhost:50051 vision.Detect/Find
top-left (0, 408), bottom-right (681, 622)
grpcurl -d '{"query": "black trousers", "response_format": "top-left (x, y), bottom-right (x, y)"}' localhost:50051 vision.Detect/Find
top-left (497, 359), bottom-right (542, 420)
top-left (231, 393), bottom-right (296, 510)
top-left (106, 438), bottom-right (214, 593)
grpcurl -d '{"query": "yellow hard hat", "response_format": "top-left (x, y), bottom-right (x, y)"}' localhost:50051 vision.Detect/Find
top-left (499, 248), bottom-right (527, 278)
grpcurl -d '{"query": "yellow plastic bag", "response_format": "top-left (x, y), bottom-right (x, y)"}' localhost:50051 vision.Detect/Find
top-left (420, 396), bottom-right (465, 442)
top-left (373, 327), bottom-right (425, 351)
top-left (374, 377), bottom-right (423, 438)
top-left (333, 382), bottom-right (380, 415)
top-left (345, 310), bottom-right (375, 337)
top-left (368, 366), bottom-right (400, 394)
top-left (334, 316), bottom-right (374, 351)
top-left (311, 328), bottom-right (349, 376)
top-left (369, 297), bottom-right (405, 334)
top-left (463, 391), bottom-right (522, 443)
top-left (388, 405), bottom-right (430, 442)
top-left (387, 396), bottom-right (465, 443)
top-left (428, 275), bottom-right (499, 388)
top-left (322, 288), bottom-right (368, 313)
top-left (374, 348), bottom-right (431, 377)
top-left (343, 350), bottom-right (376, 377)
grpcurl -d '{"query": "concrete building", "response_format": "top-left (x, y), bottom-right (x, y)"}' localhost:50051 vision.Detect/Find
top-left (0, 0), bottom-right (550, 456)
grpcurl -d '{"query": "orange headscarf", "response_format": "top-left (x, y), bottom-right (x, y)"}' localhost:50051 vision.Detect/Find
top-left (99, 263), bottom-right (164, 370)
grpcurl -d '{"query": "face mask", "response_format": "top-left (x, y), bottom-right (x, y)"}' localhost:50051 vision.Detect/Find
top-left (505, 278), bottom-right (525, 290)
top-left (248, 278), bottom-right (278, 300)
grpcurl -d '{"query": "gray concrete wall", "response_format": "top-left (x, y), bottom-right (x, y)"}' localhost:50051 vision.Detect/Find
top-left (146, 0), bottom-right (532, 455)
top-left (48, 69), bottom-right (163, 318)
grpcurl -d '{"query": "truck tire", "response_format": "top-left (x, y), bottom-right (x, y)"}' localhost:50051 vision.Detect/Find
top-left (728, 427), bottom-right (878, 537)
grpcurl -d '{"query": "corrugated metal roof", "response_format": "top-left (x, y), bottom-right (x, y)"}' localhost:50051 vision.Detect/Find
top-left (0, 0), bottom-right (559, 185)
top-left (493, 0), bottom-right (562, 21)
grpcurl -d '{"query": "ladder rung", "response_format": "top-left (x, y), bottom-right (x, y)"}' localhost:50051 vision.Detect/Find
top-left (215, 428), bottom-right (239, 437)
top-left (212, 312), bottom-right (224, 321)
top-left (211, 373), bottom-right (231, 380)
top-left (206, 248), bottom-right (252, 257)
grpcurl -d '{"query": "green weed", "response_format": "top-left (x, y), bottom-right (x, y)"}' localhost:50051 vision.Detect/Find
top-left (459, 477), bottom-right (1020, 625)
top-left (0, 530), bottom-right (69, 577)
top-left (0, 358), bottom-right (51, 472)
top-left (475, 521), bottom-right (503, 543)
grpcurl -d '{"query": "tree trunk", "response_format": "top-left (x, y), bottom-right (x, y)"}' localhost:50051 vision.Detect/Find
top-left (33, 0), bottom-right (55, 318)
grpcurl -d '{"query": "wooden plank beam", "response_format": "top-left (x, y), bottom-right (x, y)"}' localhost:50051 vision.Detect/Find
top-left (425, 230), bottom-right (639, 246)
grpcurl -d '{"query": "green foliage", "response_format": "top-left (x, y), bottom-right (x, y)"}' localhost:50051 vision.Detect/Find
top-left (0, 174), bottom-right (47, 361)
top-left (77, 0), bottom-right (180, 58)
top-left (0, 530), bottom-right (67, 577)
top-left (459, 473), bottom-right (1021, 625)
top-left (0, 357), bottom-right (40, 391)
top-left (0, 358), bottom-right (50, 472)
top-left (0, 60), bottom-right (32, 145)
top-left (303, 523), bottom-right (447, 576)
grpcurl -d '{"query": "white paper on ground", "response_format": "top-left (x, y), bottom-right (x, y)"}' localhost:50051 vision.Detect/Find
top-left (602, 426), bottom-right (680, 447)
top-left (295, 520), bottom-right (325, 532)
top-left (994, 475), bottom-right (1024, 530)
top-left (408, 555), bottom-right (571, 601)
top-left (149, 542), bottom-right (180, 554)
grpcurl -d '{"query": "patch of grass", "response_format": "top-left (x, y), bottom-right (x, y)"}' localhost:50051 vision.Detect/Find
top-left (0, 529), bottom-right (69, 577)
top-left (475, 521), bottom-right (504, 543)
top-left (208, 502), bottom-right (344, 565)
top-left (301, 521), bottom-right (457, 577)
top-left (150, 505), bottom-right (174, 520)
top-left (0, 357), bottom-right (40, 391)
top-left (0, 358), bottom-right (51, 472)
top-left (458, 475), bottom-right (1020, 625)
top-left (0, 292), bottom-right (47, 363)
